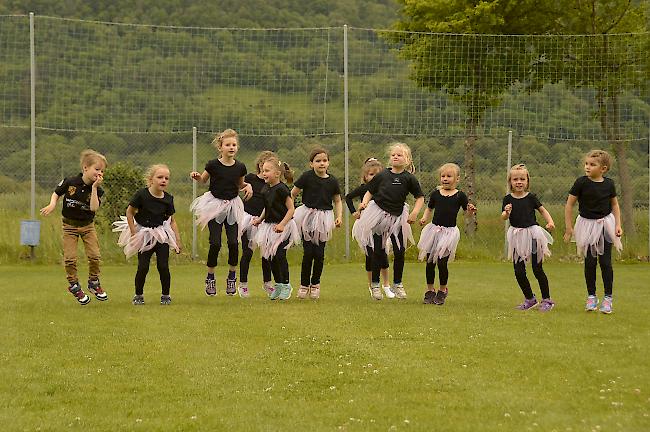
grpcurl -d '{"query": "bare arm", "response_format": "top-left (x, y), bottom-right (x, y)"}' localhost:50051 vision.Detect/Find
top-left (190, 170), bottom-right (210, 184)
top-left (419, 207), bottom-right (432, 226)
top-left (126, 205), bottom-right (138, 236)
top-left (252, 209), bottom-right (266, 226)
top-left (239, 176), bottom-right (252, 200)
top-left (275, 196), bottom-right (295, 232)
top-left (290, 186), bottom-right (301, 200)
top-left (333, 194), bottom-right (343, 227)
top-left (611, 196), bottom-right (623, 236)
top-left (358, 191), bottom-right (373, 210)
top-left (501, 203), bottom-right (512, 221)
top-left (537, 205), bottom-right (555, 231)
top-left (563, 194), bottom-right (578, 242)
top-left (408, 196), bottom-right (424, 224)
top-left (89, 172), bottom-right (103, 212)
top-left (39, 192), bottom-right (60, 216)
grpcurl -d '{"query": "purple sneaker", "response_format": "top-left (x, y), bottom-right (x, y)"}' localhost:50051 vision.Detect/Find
top-left (205, 278), bottom-right (216, 296)
top-left (539, 298), bottom-right (555, 312)
top-left (226, 277), bottom-right (237, 296)
top-left (516, 297), bottom-right (538, 310)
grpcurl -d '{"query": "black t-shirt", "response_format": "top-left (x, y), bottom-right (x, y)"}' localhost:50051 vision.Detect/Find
top-left (205, 159), bottom-right (247, 200)
top-left (244, 173), bottom-right (266, 216)
top-left (345, 183), bottom-right (368, 214)
top-left (129, 188), bottom-right (175, 228)
top-left (54, 173), bottom-right (104, 222)
top-left (502, 193), bottom-right (542, 228)
top-left (262, 182), bottom-right (291, 224)
top-left (428, 189), bottom-right (469, 227)
top-left (294, 170), bottom-right (341, 210)
top-left (569, 176), bottom-right (616, 219)
top-left (366, 168), bottom-right (424, 216)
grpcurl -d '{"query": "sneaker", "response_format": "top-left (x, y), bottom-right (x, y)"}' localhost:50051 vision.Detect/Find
top-left (297, 285), bottom-right (310, 299)
top-left (585, 295), bottom-right (598, 311)
top-left (226, 277), bottom-right (237, 296)
top-left (369, 284), bottom-right (383, 300)
top-left (205, 278), bottom-right (216, 296)
top-left (132, 294), bottom-right (145, 305)
top-left (238, 282), bottom-right (249, 298)
top-left (539, 298), bottom-right (555, 312)
top-left (433, 289), bottom-right (448, 305)
top-left (309, 284), bottom-right (320, 300)
top-left (392, 283), bottom-right (407, 299)
top-left (88, 279), bottom-right (108, 301)
top-left (516, 297), bottom-right (538, 310)
top-left (68, 282), bottom-right (90, 305)
top-left (383, 285), bottom-right (395, 299)
top-left (423, 290), bottom-right (436, 304)
top-left (263, 281), bottom-right (274, 297)
top-left (279, 283), bottom-right (293, 301)
top-left (600, 296), bottom-right (613, 314)
top-left (160, 295), bottom-right (172, 305)
top-left (269, 283), bottom-right (283, 300)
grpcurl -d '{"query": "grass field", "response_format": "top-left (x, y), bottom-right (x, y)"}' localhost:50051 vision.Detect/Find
top-left (1, 262), bottom-right (649, 431)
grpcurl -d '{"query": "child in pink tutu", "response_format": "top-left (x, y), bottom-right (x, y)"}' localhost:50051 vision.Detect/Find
top-left (189, 129), bottom-right (252, 297)
top-left (418, 163), bottom-right (476, 305)
top-left (501, 164), bottom-right (555, 311)
top-left (113, 164), bottom-right (182, 305)
top-left (346, 157), bottom-right (392, 299)
top-left (564, 150), bottom-right (623, 314)
top-left (291, 148), bottom-right (343, 299)
top-left (239, 151), bottom-right (275, 298)
top-left (252, 155), bottom-right (300, 300)
top-left (354, 143), bottom-right (425, 299)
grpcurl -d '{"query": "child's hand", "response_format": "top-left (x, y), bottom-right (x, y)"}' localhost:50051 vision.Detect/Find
top-left (252, 217), bottom-right (261, 226)
top-left (39, 204), bottom-right (55, 216)
top-left (241, 183), bottom-right (253, 201)
top-left (503, 203), bottom-right (512, 215)
top-left (174, 244), bottom-right (182, 254)
top-left (419, 217), bottom-right (427, 226)
top-left (190, 171), bottom-right (201, 181)
top-left (467, 203), bottom-right (477, 214)
top-left (130, 229), bottom-right (137, 236)
top-left (358, 202), bottom-right (367, 211)
top-left (545, 221), bottom-right (555, 231)
top-left (407, 212), bottom-right (417, 224)
top-left (563, 227), bottom-right (573, 243)
top-left (92, 172), bottom-right (103, 187)
top-left (615, 225), bottom-right (623, 237)
top-left (334, 217), bottom-right (342, 227)
top-left (274, 223), bottom-right (285, 233)
top-left (352, 211), bottom-right (361, 220)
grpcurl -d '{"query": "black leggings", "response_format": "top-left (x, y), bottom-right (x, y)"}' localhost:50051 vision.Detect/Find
top-left (240, 231), bottom-right (272, 283)
top-left (426, 256), bottom-right (449, 285)
top-left (135, 242), bottom-right (170, 295)
top-left (207, 220), bottom-right (239, 268)
top-left (585, 241), bottom-right (613, 297)
top-left (370, 232), bottom-right (405, 284)
top-left (262, 239), bottom-right (290, 284)
top-left (301, 240), bottom-right (326, 286)
top-left (365, 255), bottom-right (389, 272)
top-left (513, 253), bottom-right (549, 299)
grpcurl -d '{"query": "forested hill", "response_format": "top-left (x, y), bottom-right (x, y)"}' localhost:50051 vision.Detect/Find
top-left (0, 0), bottom-right (399, 28)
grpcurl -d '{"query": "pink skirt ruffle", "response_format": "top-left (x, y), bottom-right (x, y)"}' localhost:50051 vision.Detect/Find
top-left (352, 201), bottom-right (413, 254)
top-left (417, 224), bottom-right (460, 263)
top-left (573, 214), bottom-right (623, 257)
top-left (112, 216), bottom-right (178, 259)
top-left (190, 192), bottom-right (244, 237)
top-left (507, 225), bottom-right (553, 264)
top-left (293, 205), bottom-right (335, 245)
top-left (254, 220), bottom-right (301, 260)
top-left (240, 212), bottom-right (258, 249)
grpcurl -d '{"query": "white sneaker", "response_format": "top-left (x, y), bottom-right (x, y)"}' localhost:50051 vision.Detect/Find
top-left (238, 282), bottom-right (249, 298)
top-left (383, 285), bottom-right (395, 299)
top-left (392, 283), bottom-right (407, 299)
top-left (369, 284), bottom-right (382, 300)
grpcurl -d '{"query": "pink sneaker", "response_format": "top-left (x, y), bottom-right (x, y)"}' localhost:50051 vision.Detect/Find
top-left (297, 285), bottom-right (310, 299)
top-left (309, 284), bottom-right (320, 299)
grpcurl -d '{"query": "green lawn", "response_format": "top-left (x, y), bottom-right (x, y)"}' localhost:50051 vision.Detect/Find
top-left (1, 262), bottom-right (649, 431)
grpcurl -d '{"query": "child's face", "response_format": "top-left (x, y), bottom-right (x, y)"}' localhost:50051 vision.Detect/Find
top-left (439, 169), bottom-right (459, 189)
top-left (310, 153), bottom-right (329, 174)
top-left (390, 149), bottom-right (406, 168)
top-left (510, 169), bottom-right (528, 193)
top-left (219, 136), bottom-right (239, 158)
top-left (584, 157), bottom-right (607, 179)
top-left (262, 161), bottom-right (280, 184)
top-left (150, 168), bottom-right (170, 191)
top-left (83, 162), bottom-right (105, 182)
top-left (364, 167), bottom-right (381, 183)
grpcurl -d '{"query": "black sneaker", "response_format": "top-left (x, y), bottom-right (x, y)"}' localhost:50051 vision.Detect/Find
top-left (205, 278), bottom-right (216, 296)
top-left (423, 290), bottom-right (436, 304)
top-left (132, 295), bottom-right (145, 305)
top-left (226, 277), bottom-right (237, 296)
top-left (68, 282), bottom-right (90, 305)
top-left (433, 289), bottom-right (448, 305)
top-left (160, 295), bottom-right (172, 305)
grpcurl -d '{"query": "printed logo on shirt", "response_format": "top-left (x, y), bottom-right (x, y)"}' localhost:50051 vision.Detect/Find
top-left (68, 186), bottom-right (77, 195)
top-left (391, 176), bottom-right (402, 185)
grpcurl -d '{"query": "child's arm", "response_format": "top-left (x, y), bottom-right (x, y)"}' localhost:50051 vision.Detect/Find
top-left (190, 170), bottom-right (209, 184)
top-left (89, 173), bottom-right (103, 212)
top-left (419, 207), bottom-right (432, 226)
top-left (408, 196), bottom-right (424, 224)
top-left (252, 209), bottom-right (265, 226)
top-left (611, 196), bottom-right (623, 237)
top-left (126, 205), bottom-right (138, 236)
top-left (358, 191), bottom-right (373, 211)
top-left (290, 186), bottom-right (301, 200)
top-left (563, 194), bottom-right (577, 242)
top-left (275, 197), bottom-right (295, 232)
top-left (40, 192), bottom-right (60, 216)
top-left (170, 215), bottom-right (182, 253)
top-left (333, 194), bottom-right (343, 227)
top-left (501, 204), bottom-right (512, 220)
top-left (466, 203), bottom-right (477, 215)
top-left (538, 205), bottom-right (555, 231)
top-left (238, 176), bottom-right (253, 200)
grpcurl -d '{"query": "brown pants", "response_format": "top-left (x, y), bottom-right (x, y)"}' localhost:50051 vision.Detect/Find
top-left (63, 222), bottom-right (101, 283)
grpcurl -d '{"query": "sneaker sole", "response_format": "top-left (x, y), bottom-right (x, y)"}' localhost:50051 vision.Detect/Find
top-left (77, 296), bottom-right (90, 305)
top-left (94, 295), bottom-right (108, 301)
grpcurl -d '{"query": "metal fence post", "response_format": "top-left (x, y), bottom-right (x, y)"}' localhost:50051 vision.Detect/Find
top-left (504, 130), bottom-right (512, 258)
top-left (192, 126), bottom-right (197, 260)
top-left (29, 12), bottom-right (36, 259)
top-left (343, 24), bottom-right (350, 260)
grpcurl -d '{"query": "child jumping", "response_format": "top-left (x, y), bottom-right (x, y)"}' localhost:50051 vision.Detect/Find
top-left (40, 149), bottom-right (108, 305)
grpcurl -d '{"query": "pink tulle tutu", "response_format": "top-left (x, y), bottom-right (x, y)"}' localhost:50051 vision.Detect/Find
top-left (506, 225), bottom-right (553, 264)
top-left (240, 212), bottom-right (258, 249)
top-left (352, 201), bottom-right (413, 254)
top-left (112, 216), bottom-right (178, 259)
top-left (254, 220), bottom-right (301, 260)
top-left (573, 213), bottom-right (622, 257)
top-left (293, 205), bottom-right (335, 245)
top-left (417, 224), bottom-right (460, 263)
top-left (190, 192), bottom-right (244, 236)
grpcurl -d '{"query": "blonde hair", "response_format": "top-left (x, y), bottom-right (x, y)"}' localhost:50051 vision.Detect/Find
top-left (388, 143), bottom-right (415, 173)
top-left (79, 149), bottom-right (107, 171)
top-left (212, 128), bottom-right (239, 150)
top-left (507, 163), bottom-right (530, 192)
top-left (255, 150), bottom-right (276, 174)
top-left (361, 157), bottom-right (383, 183)
top-left (264, 154), bottom-right (294, 184)
top-left (438, 163), bottom-right (460, 178)
top-left (585, 149), bottom-right (613, 172)
top-left (145, 164), bottom-right (170, 187)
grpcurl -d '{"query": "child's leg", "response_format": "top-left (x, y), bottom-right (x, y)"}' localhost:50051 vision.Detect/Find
top-left (301, 241), bottom-right (315, 287)
top-left (599, 241), bottom-right (613, 297)
top-left (262, 258), bottom-right (272, 283)
top-left (370, 235), bottom-right (386, 284)
top-left (155, 243), bottom-right (171, 296)
top-left (584, 248), bottom-right (598, 296)
top-left (62, 224), bottom-right (80, 283)
top-left (207, 219), bottom-right (224, 272)
top-left (239, 232), bottom-right (253, 283)
top-left (513, 260), bottom-right (535, 299)
top-left (438, 256), bottom-right (450, 290)
top-left (135, 248), bottom-right (155, 295)
top-left (225, 222), bottom-right (239, 272)
top-left (271, 240), bottom-right (290, 284)
top-left (390, 232), bottom-right (406, 284)
top-left (365, 255), bottom-right (372, 286)
top-left (530, 253), bottom-right (550, 299)
top-left (425, 257), bottom-right (436, 291)
top-left (380, 267), bottom-right (390, 287)
top-left (80, 224), bottom-right (101, 282)
top-left (310, 241), bottom-right (326, 285)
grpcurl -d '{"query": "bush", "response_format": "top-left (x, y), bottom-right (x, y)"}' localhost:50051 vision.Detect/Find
top-left (98, 162), bottom-right (145, 228)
